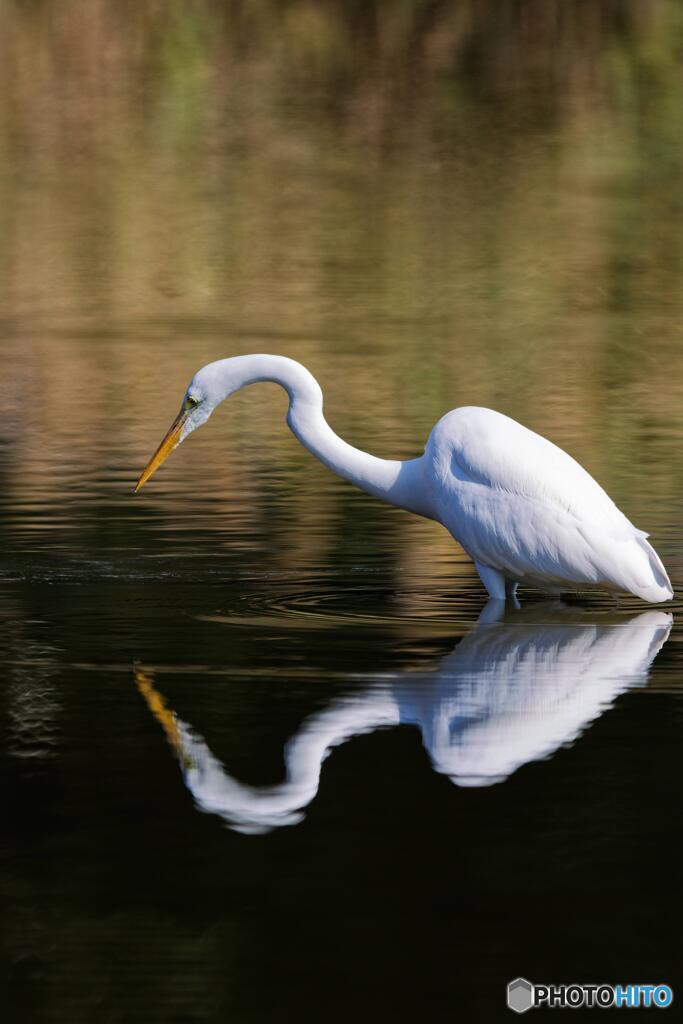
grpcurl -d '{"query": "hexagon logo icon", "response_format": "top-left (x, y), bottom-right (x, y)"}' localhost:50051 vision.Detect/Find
top-left (507, 978), bottom-right (534, 1014)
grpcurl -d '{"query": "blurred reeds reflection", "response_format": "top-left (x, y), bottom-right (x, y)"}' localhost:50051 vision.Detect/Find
top-left (1, 1), bottom-right (682, 587)
top-left (1, 7), bottom-right (683, 1018)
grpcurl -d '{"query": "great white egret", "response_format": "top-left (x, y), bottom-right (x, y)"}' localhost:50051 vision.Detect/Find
top-left (135, 354), bottom-right (673, 603)
top-left (135, 608), bottom-right (672, 833)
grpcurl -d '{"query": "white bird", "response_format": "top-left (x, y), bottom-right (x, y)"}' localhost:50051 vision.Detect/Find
top-left (136, 354), bottom-right (673, 603)
top-left (134, 608), bottom-right (672, 833)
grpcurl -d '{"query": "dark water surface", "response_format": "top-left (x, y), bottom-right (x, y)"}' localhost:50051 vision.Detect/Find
top-left (2, 3), bottom-right (683, 1021)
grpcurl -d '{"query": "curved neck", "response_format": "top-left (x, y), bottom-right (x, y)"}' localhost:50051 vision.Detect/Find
top-left (178, 692), bottom-right (400, 832)
top-left (211, 355), bottom-right (433, 518)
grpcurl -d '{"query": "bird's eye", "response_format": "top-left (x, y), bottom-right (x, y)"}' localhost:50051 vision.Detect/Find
top-left (185, 395), bottom-right (199, 410)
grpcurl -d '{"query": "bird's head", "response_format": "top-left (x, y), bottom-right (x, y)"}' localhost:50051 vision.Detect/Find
top-left (134, 364), bottom-right (224, 492)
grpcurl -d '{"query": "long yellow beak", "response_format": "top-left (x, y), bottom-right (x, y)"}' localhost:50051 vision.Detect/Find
top-left (135, 409), bottom-right (187, 492)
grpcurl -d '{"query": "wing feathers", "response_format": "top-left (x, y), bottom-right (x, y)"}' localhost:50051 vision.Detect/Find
top-left (426, 407), bottom-right (673, 601)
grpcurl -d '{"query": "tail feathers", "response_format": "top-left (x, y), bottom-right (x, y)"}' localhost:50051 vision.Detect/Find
top-left (629, 537), bottom-right (673, 603)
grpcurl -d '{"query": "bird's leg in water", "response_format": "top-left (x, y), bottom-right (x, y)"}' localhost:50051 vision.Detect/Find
top-left (475, 562), bottom-right (506, 601)
top-left (476, 598), bottom-right (507, 625)
top-left (506, 579), bottom-right (521, 608)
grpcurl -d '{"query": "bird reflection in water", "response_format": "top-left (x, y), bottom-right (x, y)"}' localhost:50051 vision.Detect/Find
top-left (135, 605), bottom-right (671, 834)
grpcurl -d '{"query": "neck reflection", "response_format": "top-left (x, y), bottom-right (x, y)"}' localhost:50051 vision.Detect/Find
top-left (135, 606), bottom-right (671, 834)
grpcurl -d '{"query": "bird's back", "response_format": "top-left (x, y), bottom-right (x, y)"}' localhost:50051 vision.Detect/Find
top-left (427, 407), bottom-right (629, 531)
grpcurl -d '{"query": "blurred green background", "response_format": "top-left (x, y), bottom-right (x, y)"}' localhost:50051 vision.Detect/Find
top-left (2, 5), bottom-right (683, 1022)
top-left (1, 0), bottom-right (682, 567)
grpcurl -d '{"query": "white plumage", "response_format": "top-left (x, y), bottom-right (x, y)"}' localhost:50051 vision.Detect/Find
top-left (136, 354), bottom-right (673, 604)
top-left (425, 407), bottom-right (672, 602)
top-left (135, 609), bottom-right (672, 832)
